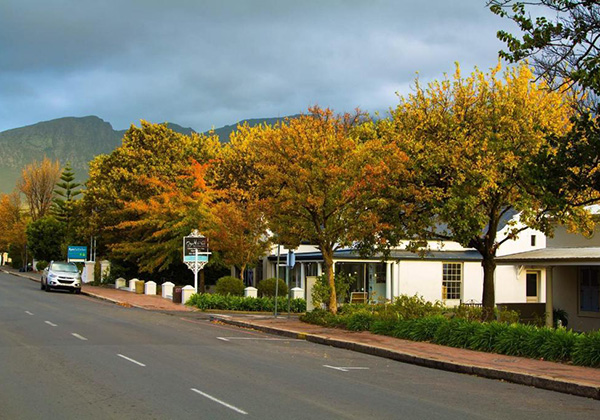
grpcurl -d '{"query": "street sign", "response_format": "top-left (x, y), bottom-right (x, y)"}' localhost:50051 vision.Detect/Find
top-left (184, 236), bottom-right (208, 255)
top-left (67, 246), bottom-right (87, 262)
top-left (287, 250), bottom-right (295, 267)
top-left (183, 230), bottom-right (211, 293)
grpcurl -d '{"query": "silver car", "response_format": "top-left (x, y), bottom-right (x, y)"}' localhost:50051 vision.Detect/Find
top-left (41, 261), bottom-right (82, 293)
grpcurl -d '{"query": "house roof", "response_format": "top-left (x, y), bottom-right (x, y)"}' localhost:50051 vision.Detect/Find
top-left (267, 248), bottom-right (482, 263)
top-left (496, 247), bottom-right (600, 266)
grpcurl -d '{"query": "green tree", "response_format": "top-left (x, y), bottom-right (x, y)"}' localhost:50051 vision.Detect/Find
top-left (385, 63), bottom-right (589, 317)
top-left (26, 216), bottom-right (65, 262)
top-left (53, 162), bottom-right (81, 245)
top-left (489, 0), bottom-right (600, 96)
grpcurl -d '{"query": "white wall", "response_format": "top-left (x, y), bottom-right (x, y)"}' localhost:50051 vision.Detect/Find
top-left (398, 261), bottom-right (443, 302)
top-left (463, 262), bottom-right (484, 303)
top-left (547, 225), bottom-right (600, 248)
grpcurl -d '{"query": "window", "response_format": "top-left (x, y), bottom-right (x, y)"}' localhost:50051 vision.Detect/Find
top-left (531, 235), bottom-right (536, 246)
top-left (526, 271), bottom-right (539, 302)
top-left (442, 263), bottom-right (462, 300)
top-left (580, 268), bottom-right (600, 313)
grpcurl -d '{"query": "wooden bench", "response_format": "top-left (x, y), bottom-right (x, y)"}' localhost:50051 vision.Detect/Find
top-left (350, 292), bottom-right (368, 304)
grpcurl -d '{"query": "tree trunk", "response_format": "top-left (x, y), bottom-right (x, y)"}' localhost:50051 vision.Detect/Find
top-left (481, 255), bottom-right (496, 321)
top-left (322, 247), bottom-right (337, 314)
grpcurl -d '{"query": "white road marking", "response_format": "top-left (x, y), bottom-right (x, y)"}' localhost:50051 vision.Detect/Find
top-left (191, 388), bottom-right (247, 415)
top-left (45, 321), bottom-right (57, 327)
top-left (323, 365), bottom-right (370, 372)
top-left (117, 354), bottom-right (146, 367)
top-left (217, 337), bottom-right (301, 342)
top-left (25, 311), bottom-right (34, 315)
top-left (71, 333), bottom-right (88, 341)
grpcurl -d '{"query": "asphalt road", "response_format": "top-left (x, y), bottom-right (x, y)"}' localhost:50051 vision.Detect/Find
top-left (1, 271), bottom-right (599, 420)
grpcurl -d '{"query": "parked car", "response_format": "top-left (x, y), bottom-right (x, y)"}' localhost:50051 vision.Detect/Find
top-left (41, 261), bottom-right (82, 293)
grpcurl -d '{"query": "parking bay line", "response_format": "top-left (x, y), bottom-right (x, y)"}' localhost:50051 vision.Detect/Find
top-left (217, 337), bottom-right (302, 342)
top-left (45, 321), bottom-right (57, 327)
top-left (71, 333), bottom-right (88, 341)
top-left (323, 365), bottom-right (370, 372)
top-left (117, 354), bottom-right (146, 367)
top-left (191, 388), bottom-right (247, 415)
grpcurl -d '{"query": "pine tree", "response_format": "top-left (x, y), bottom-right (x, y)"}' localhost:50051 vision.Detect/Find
top-left (53, 162), bottom-right (81, 240)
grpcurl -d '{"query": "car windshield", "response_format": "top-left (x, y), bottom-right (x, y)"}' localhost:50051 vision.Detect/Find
top-left (51, 263), bottom-right (79, 273)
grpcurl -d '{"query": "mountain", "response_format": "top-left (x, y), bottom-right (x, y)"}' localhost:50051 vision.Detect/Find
top-left (0, 115), bottom-right (296, 193)
top-left (206, 116), bottom-right (298, 142)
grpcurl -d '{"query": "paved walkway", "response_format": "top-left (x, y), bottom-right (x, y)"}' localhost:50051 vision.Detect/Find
top-left (3, 267), bottom-right (600, 400)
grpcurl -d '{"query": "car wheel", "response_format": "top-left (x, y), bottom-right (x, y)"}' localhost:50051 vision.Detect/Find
top-left (45, 284), bottom-right (51, 293)
top-left (40, 280), bottom-right (45, 290)
top-left (75, 289), bottom-right (81, 295)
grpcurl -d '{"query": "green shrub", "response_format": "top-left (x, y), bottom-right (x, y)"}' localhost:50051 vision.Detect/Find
top-left (257, 278), bottom-right (288, 297)
top-left (409, 316), bottom-right (448, 341)
top-left (370, 319), bottom-right (397, 335)
top-left (36, 260), bottom-right (48, 271)
top-left (391, 294), bottom-right (444, 320)
top-left (493, 323), bottom-right (537, 357)
top-left (453, 305), bottom-right (484, 322)
top-left (533, 327), bottom-right (577, 362)
top-left (434, 318), bottom-right (478, 348)
top-left (468, 322), bottom-right (509, 352)
top-left (187, 293), bottom-right (306, 313)
top-left (215, 276), bottom-right (245, 296)
top-left (346, 310), bottom-right (375, 331)
top-left (572, 330), bottom-right (600, 367)
top-left (311, 273), bottom-right (356, 308)
top-left (496, 308), bottom-right (520, 324)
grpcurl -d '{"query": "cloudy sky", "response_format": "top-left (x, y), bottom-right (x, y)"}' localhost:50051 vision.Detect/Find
top-left (0, 0), bottom-right (517, 132)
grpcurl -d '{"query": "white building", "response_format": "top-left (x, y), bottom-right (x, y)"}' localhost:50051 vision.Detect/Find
top-left (257, 212), bottom-right (600, 332)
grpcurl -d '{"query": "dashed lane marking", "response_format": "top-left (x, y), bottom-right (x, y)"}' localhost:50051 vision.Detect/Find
top-left (117, 354), bottom-right (146, 367)
top-left (71, 333), bottom-right (88, 341)
top-left (25, 311), bottom-right (34, 315)
top-left (191, 388), bottom-right (247, 415)
top-left (45, 321), bottom-right (57, 327)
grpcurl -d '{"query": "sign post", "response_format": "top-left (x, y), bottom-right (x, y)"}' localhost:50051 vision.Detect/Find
top-left (183, 230), bottom-right (210, 293)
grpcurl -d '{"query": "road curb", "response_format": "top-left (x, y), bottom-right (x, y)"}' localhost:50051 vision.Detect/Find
top-left (212, 316), bottom-right (600, 401)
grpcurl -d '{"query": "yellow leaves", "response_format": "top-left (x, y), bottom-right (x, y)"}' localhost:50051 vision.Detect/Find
top-left (18, 157), bottom-right (61, 221)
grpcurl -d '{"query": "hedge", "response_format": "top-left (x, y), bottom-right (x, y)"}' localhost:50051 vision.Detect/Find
top-left (300, 309), bottom-right (600, 367)
top-left (186, 293), bottom-right (306, 313)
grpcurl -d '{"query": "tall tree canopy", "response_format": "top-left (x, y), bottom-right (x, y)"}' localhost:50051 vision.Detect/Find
top-left (490, 0), bottom-right (600, 97)
top-left (18, 157), bottom-right (61, 221)
top-left (84, 121), bottom-right (219, 274)
top-left (0, 191), bottom-right (27, 264)
top-left (386, 63), bottom-right (587, 316)
top-left (253, 107), bottom-right (392, 313)
top-left (208, 124), bottom-right (272, 283)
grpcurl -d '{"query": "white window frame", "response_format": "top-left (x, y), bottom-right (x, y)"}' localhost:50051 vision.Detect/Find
top-left (442, 262), bottom-right (462, 301)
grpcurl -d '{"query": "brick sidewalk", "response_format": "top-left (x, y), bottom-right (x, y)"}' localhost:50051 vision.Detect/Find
top-left (3, 267), bottom-right (600, 400)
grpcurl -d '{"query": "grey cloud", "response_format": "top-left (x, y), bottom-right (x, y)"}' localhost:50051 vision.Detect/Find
top-left (0, 0), bottom-right (517, 132)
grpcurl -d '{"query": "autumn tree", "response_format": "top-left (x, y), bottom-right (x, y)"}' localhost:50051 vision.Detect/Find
top-left (208, 124), bottom-right (272, 284)
top-left (84, 121), bottom-right (219, 276)
top-left (0, 191), bottom-right (28, 267)
top-left (18, 157), bottom-right (61, 221)
top-left (110, 162), bottom-right (215, 274)
top-left (387, 63), bottom-right (586, 316)
top-left (253, 107), bottom-right (390, 314)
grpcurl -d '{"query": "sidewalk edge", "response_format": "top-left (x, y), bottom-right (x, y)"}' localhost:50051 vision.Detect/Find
top-left (212, 316), bottom-right (600, 401)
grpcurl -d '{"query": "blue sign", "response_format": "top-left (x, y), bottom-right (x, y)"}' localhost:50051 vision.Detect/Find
top-left (287, 250), bottom-right (295, 267)
top-left (68, 246), bottom-right (87, 262)
top-left (184, 254), bottom-right (209, 263)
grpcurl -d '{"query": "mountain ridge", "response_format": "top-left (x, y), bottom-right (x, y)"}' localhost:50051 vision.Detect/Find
top-left (0, 114), bottom-right (295, 193)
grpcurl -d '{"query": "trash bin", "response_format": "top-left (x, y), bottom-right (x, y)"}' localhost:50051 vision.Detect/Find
top-left (172, 286), bottom-right (183, 303)
top-left (135, 280), bottom-right (144, 294)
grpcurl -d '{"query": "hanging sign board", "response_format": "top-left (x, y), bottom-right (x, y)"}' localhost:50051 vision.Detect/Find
top-left (183, 235), bottom-right (209, 262)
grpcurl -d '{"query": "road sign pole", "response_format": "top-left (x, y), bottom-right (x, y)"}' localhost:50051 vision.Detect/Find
top-left (194, 249), bottom-right (199, 293)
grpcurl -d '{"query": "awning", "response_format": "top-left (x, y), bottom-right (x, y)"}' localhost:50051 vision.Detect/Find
top-left (496, 247), bottom-right (600, 266)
